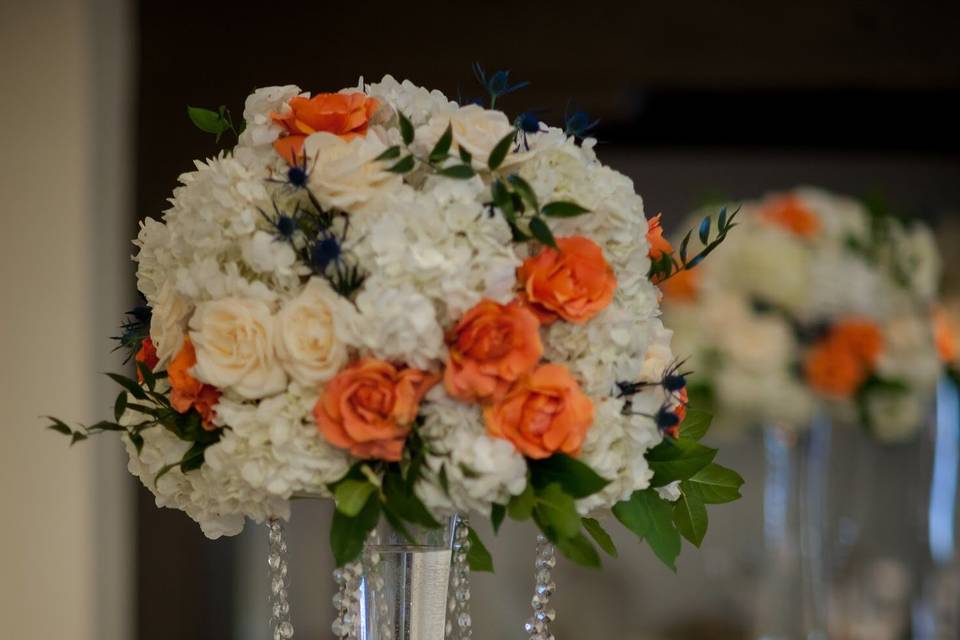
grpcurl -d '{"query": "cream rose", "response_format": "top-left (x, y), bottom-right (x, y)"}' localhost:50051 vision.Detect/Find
top-left (189, 297), bottom-right (287, 399)
top-left (303, 131), bottom-right (404, 213)
top-left (416, 104), bottom-right (516, 169)
top-left (150, 280), bottom-right (191, 367)
top-left (274, 278), bottom-right (351, 387)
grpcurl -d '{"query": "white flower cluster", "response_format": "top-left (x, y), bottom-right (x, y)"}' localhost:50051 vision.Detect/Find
top-left (663, 187), bottom-right (943, 441)
top-left (128, 76), bottom-right (675, 535)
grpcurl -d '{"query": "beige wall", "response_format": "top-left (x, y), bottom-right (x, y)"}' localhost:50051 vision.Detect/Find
top-left (0, 1), bottom-right (133, 638)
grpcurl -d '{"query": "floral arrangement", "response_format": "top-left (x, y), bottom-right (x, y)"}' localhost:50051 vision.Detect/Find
top-left (662, 187), bottom-right (945, 441)
top-left (46, 71), bottom-right (742, 570)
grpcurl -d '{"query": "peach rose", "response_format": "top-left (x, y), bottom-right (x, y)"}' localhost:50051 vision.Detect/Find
top-left (659, 265), bottom-right (700, 301)
top-left (517, 236), bottom-right (616, 325)
top-left (315, 359), bottom-right (439, 461)
top-left (483, 363), bottom-right (594, 459)
top-left (804, 319), bottom-right (883, 397)
top-left (444, 300), bottom-right (543, 403)
top-left (934, 306), bottom-right (958, 363)
top-left (646, 213), bottom-right (673, 261)
top-left (272, 92), bottom-right (379, 163)
top-left (760, 194), bottom-right (821, 238)
top-left (168, 336), bottom-right (220, 429)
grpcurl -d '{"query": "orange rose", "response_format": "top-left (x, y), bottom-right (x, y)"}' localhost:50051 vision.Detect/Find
top-left (517, 236), bottom-right (616, 325)
top-left (934, 307), bottom-right (958, 363)
top-left (804, 319), bottom-right (883, 397)
top-left (646, 213), bottom-right (673, 261)
top-left (444, 300), bottom-right (542, 403)
top-left (272, 92), bottom-right (379, 164)
top-left (168, 336), bottom-right (221, 429)
top-left (135, 337), bottom-right (159, 383)
top-left (760, 194), bottom-right (820, 238)
top-left (315, 359), bottom-right (439, 461)
top-left (483, 364), bottom-right (594, 459)
top-left (659, 265), bottom-right (700, 301)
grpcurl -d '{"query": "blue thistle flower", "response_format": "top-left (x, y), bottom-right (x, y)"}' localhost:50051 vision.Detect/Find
top-left (472, 63), bottom-right (530, 108)
top-left (515, 111), bottom-right (542, 134)
top-left (310, 235), bottom-right (342, 272)
top-left (564, 106), bottom-right (600, 139)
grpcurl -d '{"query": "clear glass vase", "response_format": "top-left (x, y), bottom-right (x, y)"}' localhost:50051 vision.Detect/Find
top-left (356, 514), bottom-right (459, 640)
top-left (752, 423), bottom-right (829, 640)
top-left (812, 379), bottom-right (960, 640)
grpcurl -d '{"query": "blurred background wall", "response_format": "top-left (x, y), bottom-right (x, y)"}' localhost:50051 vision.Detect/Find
top-left (1, 0), bottom-right (958, 638)
top-left (0, 1), bottom-right (133, 639)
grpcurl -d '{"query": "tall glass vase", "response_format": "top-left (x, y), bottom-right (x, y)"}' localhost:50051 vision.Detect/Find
top-left (813, 380), bottom-right (960, 640)
top-left (355, 514), bottom-right (459, 640)
top-left (753, 423), bottom-right (828, 640)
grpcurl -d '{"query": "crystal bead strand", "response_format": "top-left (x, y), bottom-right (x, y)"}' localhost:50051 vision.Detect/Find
top-left (331, 558), bottom-right (362, 638)
top-left (524, 535), bottom-right (557, 640)
top-left (446, 516), bottom-right (472, 639)
top-left (267, 519), bottom-right (294, 640)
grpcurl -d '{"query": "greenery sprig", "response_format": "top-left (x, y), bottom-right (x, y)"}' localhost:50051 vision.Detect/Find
top-left (375, 113), bottom-right (476, 179)
top-left (649, 206), bottom-right (740, 284)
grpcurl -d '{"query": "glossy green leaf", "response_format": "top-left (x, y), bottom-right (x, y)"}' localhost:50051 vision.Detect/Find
top-left (429, 124), bottom-right (453, 164)
top-left (398, 112), bottom-right (415, 145)
top-left (438, 164), bottom-right (476, 179)
top-left (387, 155), bottom-right (416, 174)
top-left (679, 409), bottom-right (712, 441)
top-left (582, 517), bottom-right (618, 557)
top-left (646, 438), bottom-right (717, 487)
top-left (687, 463), bottom-right (745, 504)
top-left (487, 130), bottom-right (516, 170)
top-left (491, 504), bottom-right (506, 534)
top-left (467, 528), bottom-right (494, 572)
top-left (529, 454), bottom-right (609, 499)
top-left (330, 496), bottom-right (381, 566)
top-left (674, 480), bottom-right (708, 547)
top-left (334, 479), bottom-right (377, 517)
top-left (541, 201), bottom-right (590, 218)
top-left (187, 106), bottom-right (227, 135)
top-left (507, 483), bottom-right (535, 520)
top-left (528, 217), bottom-right (557, 249)
top-left (557, 533), bottom-right (601, 568)
top-left (534, 483), bottom-right (580, 539)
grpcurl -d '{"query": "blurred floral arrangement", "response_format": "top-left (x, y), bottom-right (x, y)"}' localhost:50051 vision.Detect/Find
top-left (45, 71), bottom-right (743, 570)
top-left (662, 187), bottom-right (949, 441)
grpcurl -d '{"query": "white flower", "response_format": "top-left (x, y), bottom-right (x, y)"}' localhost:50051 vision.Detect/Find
top-left (656, 481), bottom-right (682, 502)
top-left (303, 132), bottom-right (405, 213)
top-left (149, 280), bottom-right (191, 366)
top-left (190, 297), bottom-right (287, 399)
top-left (416, 104), bottom-right (516, 169)
top-left (349, 281), bottom-right (445, 369)
top-left (274, 278), bottom-right (351, 387)
top-left (242, 230), bottom-right (297, 276)
top-left (365, 75), bottom-right (456, 126)
top-left (237, 85), bottom-right (301, 148)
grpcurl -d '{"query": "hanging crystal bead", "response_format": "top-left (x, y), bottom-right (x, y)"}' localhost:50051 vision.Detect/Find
top-left (525, 535), bottom-right (557, 640)
top-left (267, 519), bottom-right (295, 640)
top-left (445, 515), bottom-right (472, 639)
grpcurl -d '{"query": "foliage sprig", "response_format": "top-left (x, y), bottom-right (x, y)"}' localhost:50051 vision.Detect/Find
top-left (649, 206), bottom-right (740, 284)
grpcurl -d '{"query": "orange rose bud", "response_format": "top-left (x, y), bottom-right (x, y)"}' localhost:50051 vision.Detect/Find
top-left (272, 92), bottom-right (379, 164)
top-left (804, 319), bottom-right (883, 397)
top-left (760, 194), bottom-right (820, 238)
top-left (444, 300), bottom-right (543, 403)
top-left (659, 265), bottom-right (700, 301)
top-left (135, 337), bottom-right (159, 383)
top-left (517, 236), bottom-right (616, 325)
top-left (934, 307), bottom-right (958, 363)
top-left (646, 213), bottom-right (673, 261)
top-left (483, 363), bottom-right (594, 460)
top-left (315, 359), bottom-right (439, 462)
top-left (168, 336), bottom-right (221, 430)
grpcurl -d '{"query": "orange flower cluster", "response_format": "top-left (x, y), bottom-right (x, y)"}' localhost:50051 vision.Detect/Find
top-left (168, 337), bottom-right (221, 429)
top-left (934, 307), bottom-right (958, 364)
top-left (804, 319), bottom-right (884, 397)
top-left (646, 214), bottom-right (673, 263)
top-left (135, 337), bottom-right (159, 383)
top-left (760, 195), bottom-right (821, 238)
top-left (272, 92), bottom-right (379, 164)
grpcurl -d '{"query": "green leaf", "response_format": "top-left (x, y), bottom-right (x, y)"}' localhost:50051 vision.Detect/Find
top-left (687, 463), bottom-right (745, 504)
top-left (491, 504), bottom-right (506, 534)
top-left (528, 454), bottom-right (609, 499)
top-left (491, 179), bottom-right (516, 220)
top-left (646, 438), bottom-right (717, 487)
top-left (70, 431), bottom-right (88, 446)
top-left (187, 106), bottom-right (228, 135)
top-left (534, 483), bottom-right (580, 540)
top-left (114, 392), bottom-right (128, 422)
top-left (541, 201), bottom-right (590, 218)
top-left (382, 471), bottom-right (440, 528)
top-left (387, 155), bottom-right (416, 174)
top-left (382, 505), bottom-right (416, 545)
top-left (179, 441), bottom-right (208, 473)
top-left (398, 112), bottom-right (415, 145)
top-left (459, 147), bottom-right (472, 164)
top-left (528, 217), bottom-right (557, 249)
top-left (331, 495), bottom-right (381, 566)
top-left (45, 416), bottom-right (73, 436)
top-left (334, 479), bottom-right (377, 517)
top-left (106, 372), bottom-right (147, 400)
top-left (487, 129), bottom-right (516, 170)
top-left (128, 432), bottom-right (144, 454)
top-left (374, 145), bottom-right (402, 161)
top-left (438, 164), bottom-right (476, 179)
top-left (507, 483), bottom-right (535, 520)
top-left (507, 174), bottom-right (539, 212)
top-left (613, 489), bottom-right (681, 570)
top-left (467, 527), bottom-right (494, 572)
top-left (87, 421), bottom-right (126, 433)
top-left (582, 517), bottom-right (618, 557)
top-left (674, 480), bottom-right (708, 547)
top-left (679, 409), bottom-right (712, 441)
top-left (679, 229), bottom-right (693, 263)
top-left (557, 533), bottom-right (602, 568)
top-left (429, 124), bottom-right (453, 164)
top-left (698, 216), bottom-right (711, 244)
